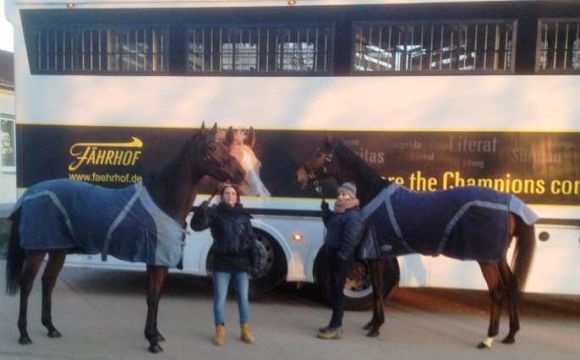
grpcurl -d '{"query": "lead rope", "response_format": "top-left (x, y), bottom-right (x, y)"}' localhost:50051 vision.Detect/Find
top-left (189, 186), bottom-right (220, 234)
top-left (207, 186), bottom-right (220, 203)
top-left (308, 170), bottom-right (327, 242)
top-left (308, 150), bottom-right (335, 201)
top-left (310, 148), bottom-right (337, 241)
top-left (309, 175), bottom-right (325, 201)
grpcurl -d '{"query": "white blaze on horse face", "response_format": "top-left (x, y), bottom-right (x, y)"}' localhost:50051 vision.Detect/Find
top-left (226, 128), bottom-right (270, 197)
top-left (237, 145), bottom-right (270, 196)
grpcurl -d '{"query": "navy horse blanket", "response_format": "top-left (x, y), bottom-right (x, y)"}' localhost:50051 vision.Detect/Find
top-left (13, 179), bottom-right (185, 267)
top-left (359, 184), bottom-right (539, 261)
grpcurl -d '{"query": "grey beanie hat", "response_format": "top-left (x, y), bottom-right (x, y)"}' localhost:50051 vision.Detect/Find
top-left (337, 182), bottom-right (357, 198)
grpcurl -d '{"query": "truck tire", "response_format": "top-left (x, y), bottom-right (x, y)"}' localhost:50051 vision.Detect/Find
top-left (251, 229), bottom-right (287, 292)
top-left (204, 229), bottom-right (286, 293)
top-left (315, 246), bottom-right (400, 311)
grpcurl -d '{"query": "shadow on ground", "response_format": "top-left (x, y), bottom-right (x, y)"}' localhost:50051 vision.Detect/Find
top-left (57, 266), bottom-right (580, 321)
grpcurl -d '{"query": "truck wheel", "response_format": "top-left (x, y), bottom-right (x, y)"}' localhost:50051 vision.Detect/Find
top-left (251, 229), bottom-right (287, 292)
top-left (343, 259), bottom-right (399, 310)
top-left (205, 229), bottom-right (286, 293)
top-left (315, 247), bottom-right (399, 311)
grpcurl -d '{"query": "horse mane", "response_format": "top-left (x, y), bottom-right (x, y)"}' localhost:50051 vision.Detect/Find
top-left (144, 134), bottom-right (201, 222)
top-left (334, 141), bottom-right (392, 206)
top-left (146, 136), bottom-right (193, 186)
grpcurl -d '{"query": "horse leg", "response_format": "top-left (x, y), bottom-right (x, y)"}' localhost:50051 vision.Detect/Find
top-left (18, 251), bottom-right (46, 345)
top-left (498, 260), bottom-right (519, 344)
top-left (144, 265), bottom-right (168, 353)
top-left (366, 260), bottom-right (385, 337)
top-left (362, 261), bottom-right (376, 331)
top-left (477, 261), bottom-right (505, 349)
top-left (41, 251), bottom-right (66, 338)
top-left (151, 267), bottom-right (168, 343)
top-left (152, 268), bottom-right (169, 344)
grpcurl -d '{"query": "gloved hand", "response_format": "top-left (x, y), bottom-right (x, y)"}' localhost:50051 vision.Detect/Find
top-left (198, 201), bottom-right (210, 210)
top-left (249, 267), bottom-right (260, 279)
top-left (321, 200), bottom-right (330, 211)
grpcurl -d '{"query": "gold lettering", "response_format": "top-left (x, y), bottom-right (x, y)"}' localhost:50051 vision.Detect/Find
top-left (86, 148), bottom-right (97, 165)
top-left (68, 137), bottom-right (143, 172)
top-left (69, 146), bottom-right (92, 171)
top-left (132, 151), bottom-right (141, 166)
top-left (95, 150), bottom-right (107, 164)
top-left (122, 151), bottom-right (133, 165)
top-left (113, 151), bottom-right (124, 164)
top-left (105, 150), bottom-right (115, 165)
top-left (442, 171), bottom-right (455, 189)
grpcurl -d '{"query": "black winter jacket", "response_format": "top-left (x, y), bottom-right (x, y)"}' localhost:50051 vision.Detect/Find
top-left (322, 206), bottom-right (364, 261)
top-left (190, 202), bottom-right (257, 272)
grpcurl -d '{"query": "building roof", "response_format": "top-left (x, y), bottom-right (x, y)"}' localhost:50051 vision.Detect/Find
top-left (0, 50), bottom-right (15, 90)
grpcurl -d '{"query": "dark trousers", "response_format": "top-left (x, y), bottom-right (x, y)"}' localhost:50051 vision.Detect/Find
top-left (328, 250), bottom-right (353, 329)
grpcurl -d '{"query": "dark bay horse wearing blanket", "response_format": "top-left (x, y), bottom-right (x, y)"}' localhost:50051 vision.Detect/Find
top-left (296, 136), bottom-right (537, 349)
top-left (5, 125), bottom-right (245, 353)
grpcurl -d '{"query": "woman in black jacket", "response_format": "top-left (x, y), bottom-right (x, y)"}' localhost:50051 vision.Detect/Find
top-left (317, 182), bottom-right (365, 340)
top-left (190, 185), bottom-right (257, 346)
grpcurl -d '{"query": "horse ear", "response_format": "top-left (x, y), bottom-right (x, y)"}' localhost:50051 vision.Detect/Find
top-left (209, 123), bottom-right (218, 139)
top-left (200, 121), bottom-right (206, 131)
top-left (324, 135), bottom-right (334, 148)
top-left (225, 126), bottom-right (234, 145)
top-left (246, 127), bottom-right (256, 148)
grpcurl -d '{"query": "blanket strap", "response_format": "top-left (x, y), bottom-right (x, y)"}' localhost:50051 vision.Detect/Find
top-left (384, 191), bottom-right (416, 254)
top-left (436, 200), bottom-right (510, 256)
top-left (101, 185), bottom-right (144, 261)
top-left (20, 190), bottom-right (77, 240)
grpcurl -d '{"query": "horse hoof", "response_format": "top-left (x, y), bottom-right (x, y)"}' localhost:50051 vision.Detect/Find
top-left (148, 343), bottom-right (164, 353)
top-left (366, 329), bottom-right (380, 338)
top-left (502, 336), bottom-right (515, 344)
top-left (476, 342), bottom-right (492, 349)
top-left (48, 329), bottom-right (62, 338)
top-left (19, 336), bottom-right (32, 345)
top-left (362, 321), bottom-right (373, 331)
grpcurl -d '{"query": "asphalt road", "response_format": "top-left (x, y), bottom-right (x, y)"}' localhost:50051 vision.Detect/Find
top-left (0, 261), bottom-right (578, 360)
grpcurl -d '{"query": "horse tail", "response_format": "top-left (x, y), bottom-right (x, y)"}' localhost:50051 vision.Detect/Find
top-left (511, 216), bottom-right (536, 291)
top-left (6, 208), bottom-right (25, 295)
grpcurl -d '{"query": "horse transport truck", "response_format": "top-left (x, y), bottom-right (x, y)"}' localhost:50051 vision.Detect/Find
top-left (4, 0), bottom-right (579, 308)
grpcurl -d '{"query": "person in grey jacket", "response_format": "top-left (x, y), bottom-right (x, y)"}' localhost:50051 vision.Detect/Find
top-left (317, 182), bottom-right (365, 340)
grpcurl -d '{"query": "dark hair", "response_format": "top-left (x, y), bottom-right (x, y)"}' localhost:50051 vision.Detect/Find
top-left (219, 184), bottom-right (240, 203)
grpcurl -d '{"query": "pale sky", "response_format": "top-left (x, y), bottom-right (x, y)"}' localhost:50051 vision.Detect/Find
top-left (1, 0), bottom-right (14, 51)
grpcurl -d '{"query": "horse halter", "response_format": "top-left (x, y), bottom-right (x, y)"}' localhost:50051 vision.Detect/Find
top-left (306, 147), bottom-right (336, 196)
top-left (203, 141), bottom-right (228, 172)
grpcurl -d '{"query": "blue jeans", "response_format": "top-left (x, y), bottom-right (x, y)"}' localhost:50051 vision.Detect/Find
top-left (212, 271), bottom-right (250, 325)
top-left (328, 250), bottom-right (353, 329)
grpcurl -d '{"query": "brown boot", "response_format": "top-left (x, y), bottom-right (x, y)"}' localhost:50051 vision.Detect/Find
top-left (240, 323), bottom-right (256, 344)
top-left (213, 324), bottom-right (225, 346)
top-left (317, 327), bottom-right (343, 340)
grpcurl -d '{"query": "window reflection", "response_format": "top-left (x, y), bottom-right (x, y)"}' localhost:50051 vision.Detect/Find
top-left (354, 21), bottom-right (515, 73)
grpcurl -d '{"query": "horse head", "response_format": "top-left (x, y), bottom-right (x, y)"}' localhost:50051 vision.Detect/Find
top-left (224, 126), bottom-right (270, 196)
top-left (225, 126), bottom-right (255, 148)
top-left (296, 135), bottom-right (341, 191)
top-left (297, 135), bottom-right (390, 205)
top-left (195, 124), bottom-right (246, 184)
